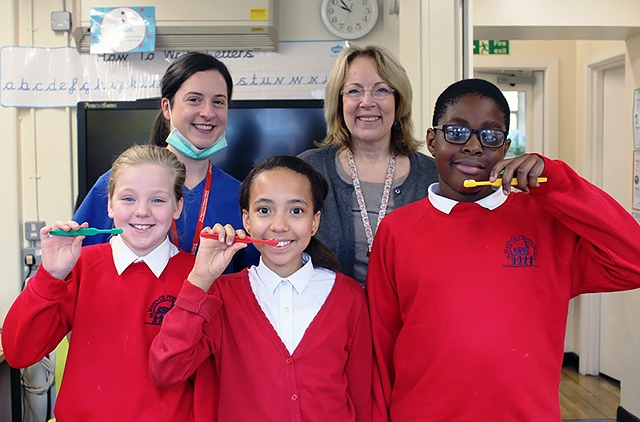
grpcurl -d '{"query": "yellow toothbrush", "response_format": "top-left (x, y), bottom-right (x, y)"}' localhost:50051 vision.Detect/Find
top-left (463, 177), bottom-right (547, 188)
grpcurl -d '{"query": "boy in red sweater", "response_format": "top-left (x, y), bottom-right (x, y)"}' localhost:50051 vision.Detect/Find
top-left (366, 78), bottom-right (640, 421)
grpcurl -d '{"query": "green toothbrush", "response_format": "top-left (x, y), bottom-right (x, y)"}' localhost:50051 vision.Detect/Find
top-left (49, 227), bottom-right (123, 237)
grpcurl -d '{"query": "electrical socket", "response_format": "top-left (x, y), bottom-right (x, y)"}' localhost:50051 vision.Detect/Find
top-left (25, 221), bottom-right (46, 241)
top-left (23, 247), bottom-right (42, 268)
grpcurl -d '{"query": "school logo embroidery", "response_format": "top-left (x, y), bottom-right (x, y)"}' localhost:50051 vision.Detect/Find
top-left (503, 235), bottom-right (538, 267)
top-left (145, 294), bottom-right (176, 325)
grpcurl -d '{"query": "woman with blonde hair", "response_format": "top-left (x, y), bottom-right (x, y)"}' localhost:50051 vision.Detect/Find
top-left (299, 45), bottom-right (438, 286)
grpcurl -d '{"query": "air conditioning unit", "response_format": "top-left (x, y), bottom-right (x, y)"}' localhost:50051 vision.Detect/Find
top-left (71, 0), bottom-right (279, 53)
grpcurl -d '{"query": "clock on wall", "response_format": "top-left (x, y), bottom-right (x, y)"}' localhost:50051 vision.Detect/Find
top-left (321, 0), bottom-right (379, 40)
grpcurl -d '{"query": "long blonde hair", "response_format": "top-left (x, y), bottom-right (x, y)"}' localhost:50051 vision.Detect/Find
top-left (319, 45), bottom-right (421, 155)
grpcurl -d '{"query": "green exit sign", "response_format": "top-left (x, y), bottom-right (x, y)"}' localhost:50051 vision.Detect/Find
top-left (474, 40), bottom-right (510, 55)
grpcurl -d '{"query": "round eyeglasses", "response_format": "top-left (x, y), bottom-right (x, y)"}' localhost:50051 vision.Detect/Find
top-left (433, 124), bottom-right (507, 148)
top-left (340, 86), bottom-right (396, 101)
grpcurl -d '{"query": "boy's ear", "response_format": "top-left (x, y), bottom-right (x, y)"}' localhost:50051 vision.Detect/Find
top-left (502, 138), bottom-right (512, 157)
top-left (426, 128), bottom-right (437, 156)
top-left (241, 210), bottom-right (251, 236)
top-left (107, 198), bottom-right (114, 218)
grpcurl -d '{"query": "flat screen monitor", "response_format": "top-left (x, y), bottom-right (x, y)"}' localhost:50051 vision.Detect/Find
top-left (76, 98), bottom-right (327, 210)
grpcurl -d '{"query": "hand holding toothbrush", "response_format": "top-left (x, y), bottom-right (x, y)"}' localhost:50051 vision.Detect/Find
top-left (40, 221), bottom-right (88, 280)
top-left (188, 224), bottom-right (248, 293)
top-left (489, 153), bottom-right (546, 195)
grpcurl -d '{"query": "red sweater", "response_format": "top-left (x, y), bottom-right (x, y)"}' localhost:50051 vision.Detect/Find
top-left (1, 244), bottom-right (197, 422)
top-left (150, 269), bottom-right (372, 422)
top-left (366, 157), bottom-right (640, 421)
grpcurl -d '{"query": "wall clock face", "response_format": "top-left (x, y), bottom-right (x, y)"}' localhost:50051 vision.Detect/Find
top-left (321, 0), bottom-right (379, 40)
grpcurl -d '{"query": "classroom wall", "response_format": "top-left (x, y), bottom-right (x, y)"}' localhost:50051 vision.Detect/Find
top-left (474, 0), bottom-right (640, 40)
top-left (622, 32), bottom-right (640, 417)
top-left (0, 0), bottom-right (23, 333)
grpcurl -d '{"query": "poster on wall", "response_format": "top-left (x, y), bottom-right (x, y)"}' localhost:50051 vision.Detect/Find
top-left (634, 150), bottom-right (640, 210)
top-left (90, 7), bottom-right (156, 54)
top-left (0, 41), bottom-right (346, 107)
top-left (634, 89), bottom-right (640, 149)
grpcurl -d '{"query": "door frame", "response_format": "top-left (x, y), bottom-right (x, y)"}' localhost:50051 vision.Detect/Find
top-left (474, 70), bottom-right (537, 155)
top-left (580, 47), bottom-right (626, 375)
top-left (474, 56), bottom-right (559, 158)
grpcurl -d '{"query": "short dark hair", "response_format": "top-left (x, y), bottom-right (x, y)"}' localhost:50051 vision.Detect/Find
top-left (239, 155), bottom-right (342, 273)
top-left (432, 78), bottom-right (510, 132)
top-left (150, 52), bottom-right (233, 147)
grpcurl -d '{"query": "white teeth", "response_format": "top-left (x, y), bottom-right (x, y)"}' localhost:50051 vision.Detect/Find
top-left (358, 116), bottom-right (379, 122)
top-left (276, 240), bottom-right (292, 247)
top-left (194, 124), bottom-right (213, 130)
top-left (132, 224), bottom-right (152, 230)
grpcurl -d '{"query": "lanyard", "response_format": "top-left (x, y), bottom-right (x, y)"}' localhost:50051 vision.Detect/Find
top-left (171, 161), bottom-right (213, 255)
top-left (346, 149), bottom-right (397, 256)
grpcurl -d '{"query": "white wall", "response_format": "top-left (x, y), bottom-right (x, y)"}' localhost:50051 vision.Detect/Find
top-left (0, 0), bottom-right (24, 326)
top-left (474, 0), bottom-right (640, 40)
top-left (622, 33), bottom-right (640, 418)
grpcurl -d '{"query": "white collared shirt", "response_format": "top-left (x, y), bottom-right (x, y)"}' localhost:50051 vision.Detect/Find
top-left (110, 235), bottom-right (179, 278)
top-left (427, 182), bottom-right (508, 214)
top-left (248, 253), bottom-right (336, 354)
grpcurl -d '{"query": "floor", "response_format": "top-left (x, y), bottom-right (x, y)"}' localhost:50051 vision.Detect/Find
top-left (560, 366), bottom-right (620, 420)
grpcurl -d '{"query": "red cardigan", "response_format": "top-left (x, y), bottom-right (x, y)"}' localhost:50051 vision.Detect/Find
top-left (2, 244), bottom-right (197, 422)
top-left (150, 269), bottom-right (372, 422)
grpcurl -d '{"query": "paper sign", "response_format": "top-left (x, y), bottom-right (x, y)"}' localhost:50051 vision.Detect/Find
top-left (634, 150), bottom-right (640, 210)
top-left (0, 41), bottom-right (347, 107)
top-left (90, 7), bottom-right (155, 54)
top-left (634, 89), bottom-right (640, 149)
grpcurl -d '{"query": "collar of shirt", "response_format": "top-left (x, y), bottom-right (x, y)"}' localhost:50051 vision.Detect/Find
top-left (254, 253), bottom-right (314, 295)
top-left (427, 182), bottom-right (508, 214)
top-left (248, 252), bottom-right (335, 354)
top-left (110, 235), bottom-right (179, 278)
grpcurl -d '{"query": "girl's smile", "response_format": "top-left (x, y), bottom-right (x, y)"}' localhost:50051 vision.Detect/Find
top-left (242, 168), bottom-right (320, 278)
top-left (108, 163), bottom-right (183, 256)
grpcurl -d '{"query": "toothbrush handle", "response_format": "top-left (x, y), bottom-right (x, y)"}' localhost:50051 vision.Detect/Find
top-left (50, 229), bottom-right (94, 236)
top-left (50, 228), bottom-right (123, 237)
top-left (201, 232), bottom-right (277, 246)
top-left (507, 177), bottom-right (547, 186)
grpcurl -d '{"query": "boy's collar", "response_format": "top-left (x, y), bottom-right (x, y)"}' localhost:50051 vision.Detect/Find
top-left (427, 182), bottom-right (508, 214)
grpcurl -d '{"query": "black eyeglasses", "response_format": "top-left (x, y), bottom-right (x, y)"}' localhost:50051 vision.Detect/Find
top-left (433, 124), bottom-right (508, 148)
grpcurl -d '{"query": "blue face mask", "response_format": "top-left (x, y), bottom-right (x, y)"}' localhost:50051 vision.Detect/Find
top-left (165, 127), bottom-right (227, 160)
